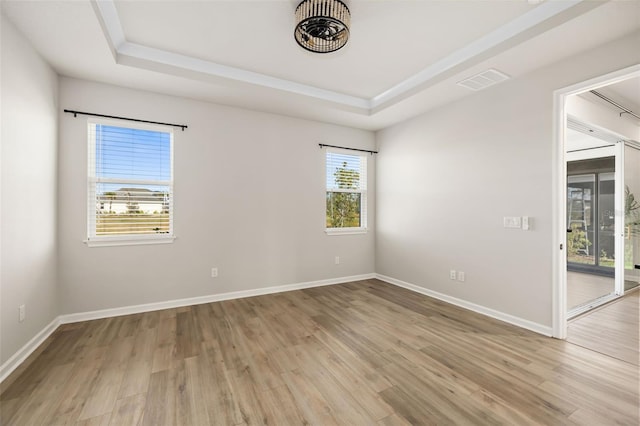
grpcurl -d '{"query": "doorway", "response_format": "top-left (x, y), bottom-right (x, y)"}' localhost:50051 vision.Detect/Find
top-left (552, 64), bottom-right (640, 339)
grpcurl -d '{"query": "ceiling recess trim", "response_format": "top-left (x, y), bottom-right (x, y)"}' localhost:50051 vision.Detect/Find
top-left (371, 0), bottom-right (581, 108)
top-left (116, 42), bottom-right (371, 110)
top-left (91, 0), bottom-right (369, 110)
top-left (91, 0), bottom-right (584, 115)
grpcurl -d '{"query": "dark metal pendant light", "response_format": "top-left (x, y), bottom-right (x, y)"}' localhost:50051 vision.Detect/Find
top-left (294, 0), bottom-right (350, 53)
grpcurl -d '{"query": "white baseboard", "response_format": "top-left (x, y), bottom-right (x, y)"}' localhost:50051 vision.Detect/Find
top-left (2, 271), bottom-right (551, 384)
top-left (375, 274), bottom-right (553, 336)
top-left (0, 317), bottom-right (61, 383)
top-left (59, 273), bottom-right (376, 324)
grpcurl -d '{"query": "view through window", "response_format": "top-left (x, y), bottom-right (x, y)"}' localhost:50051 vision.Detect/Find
top-left (87, 121), bottom-right (174, 245)
top-left (325, 149), bottom-right (367, 231)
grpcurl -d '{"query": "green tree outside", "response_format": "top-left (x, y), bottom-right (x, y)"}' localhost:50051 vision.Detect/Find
top-left (326, 161), bottom-right (361, 228)
top-left (104, 191), bottom-right (116, 213)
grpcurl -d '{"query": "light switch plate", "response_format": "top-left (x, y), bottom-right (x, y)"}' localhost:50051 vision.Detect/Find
top-left (503, 216), bottom-right (522, 229)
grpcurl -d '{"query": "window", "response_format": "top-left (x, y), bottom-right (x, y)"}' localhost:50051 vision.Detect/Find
top-left (325, 149), bottom-right (367, 233)
top-left (87, 119), bottom-right (174, 246)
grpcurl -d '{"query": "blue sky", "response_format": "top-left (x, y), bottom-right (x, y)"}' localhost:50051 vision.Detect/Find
top-left (95, 124), bottom-right (171, 193)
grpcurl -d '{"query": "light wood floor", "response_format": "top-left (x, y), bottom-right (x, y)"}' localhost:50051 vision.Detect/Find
top-left (567, 270), bottom-right (640, 312)
top-left (568, 289), bottom-right (639, 366)
top-left (1, 279), bottom-right (638, 425)
top-left (567, 271), bottom-right (614, 310)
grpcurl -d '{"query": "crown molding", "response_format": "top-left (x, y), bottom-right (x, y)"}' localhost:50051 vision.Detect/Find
top-left (370, 0), bottom-right (583, 110)
top-left (91, 0), bottom-right (585, 115)
top-left (116, 41), bottom-right (371, 110)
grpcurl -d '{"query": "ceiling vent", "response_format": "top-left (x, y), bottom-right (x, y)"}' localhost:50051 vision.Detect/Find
top-left (456, 69), bottom-right (510, 91)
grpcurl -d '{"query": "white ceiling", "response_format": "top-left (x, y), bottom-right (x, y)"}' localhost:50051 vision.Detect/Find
top-left (2, 0), bottom-right (639, 130)
top-left (584, 77), bottom-right (640, 127)
top-left (566, 128), bottom-right (615, 152)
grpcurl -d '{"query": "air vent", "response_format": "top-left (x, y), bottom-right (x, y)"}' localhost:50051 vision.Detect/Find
top-left (457, 69), bottom-right (510, 91)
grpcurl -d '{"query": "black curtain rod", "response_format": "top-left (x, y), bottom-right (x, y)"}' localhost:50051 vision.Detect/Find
top-left (589, 90), bottom-right (640, 120)
top-left (64, 109), bottom-right (188, 131)
top-left (319, 143), bottom-right (378, 154)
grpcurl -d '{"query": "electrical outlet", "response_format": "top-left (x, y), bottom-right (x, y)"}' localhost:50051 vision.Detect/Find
top-left (211, 268), bottom-right (218, 278)
top-left (450, 270), bottom-right (457, 280)
top-left (19, 305), bottom-right (25, 322)
top-left (335, 256), bottom-right (340, 265)
top-left (457, 271), bottom-right (466, 282)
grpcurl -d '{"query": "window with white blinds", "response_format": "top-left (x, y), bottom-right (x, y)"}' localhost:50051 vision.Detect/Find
top-left (325, 149), bottom-right (367, 232)
top-left (87, 119), bottom-right (174, 246)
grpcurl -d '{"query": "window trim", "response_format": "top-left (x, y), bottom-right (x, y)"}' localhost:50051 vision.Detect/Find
top-left (85, 118), bottom-right (175, 247)
top-left (84, 234), bottom-right (176, 248)
top-left (325, 148), bottom-right (368, 234)
top-left (325, 227), bottom-right (368, 236)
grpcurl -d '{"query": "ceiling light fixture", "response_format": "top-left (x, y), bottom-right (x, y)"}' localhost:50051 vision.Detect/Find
top-left (294, 0), bottom-right (350, 53)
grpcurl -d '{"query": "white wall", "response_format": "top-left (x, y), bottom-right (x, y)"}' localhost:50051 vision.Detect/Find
top-left (1, 15), bottom-right (59, 365)
top-left (58, 78), bottom-right (375, 314)
top-left (376, 32), bottom-right (640, 329)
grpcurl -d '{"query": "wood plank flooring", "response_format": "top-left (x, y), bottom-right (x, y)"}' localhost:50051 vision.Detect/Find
top-left (567, 271), bottom-right (614, 310)
top-left (567, 271), bottom-right (640, 311)
top-left (567, 288), bottom-right (639, 366)
top-left (1, 279), bottom-right (639, 425)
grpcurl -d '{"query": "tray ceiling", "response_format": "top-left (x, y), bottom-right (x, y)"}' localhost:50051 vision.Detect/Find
top-left (2, 0), bottom-right (639, 130)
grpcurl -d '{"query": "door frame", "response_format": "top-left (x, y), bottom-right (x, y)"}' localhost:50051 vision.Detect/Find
top-left (552, 64), bottom-right (639, 339)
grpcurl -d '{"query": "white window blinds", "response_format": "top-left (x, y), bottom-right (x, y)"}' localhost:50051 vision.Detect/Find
top-left (325, 149), bottom-right (367, 230)
top-left (87, 120), bottom-right (174, 245)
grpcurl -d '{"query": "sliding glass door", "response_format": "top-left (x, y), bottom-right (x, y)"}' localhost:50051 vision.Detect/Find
top-left (567, 159), bottom-right (616, 275)
top-left (567, 174), bottom-right (596, 266)
top-left (566, 150), bottom-right (616, 314)
top-left (566, 143), bottom-right (639, 315)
